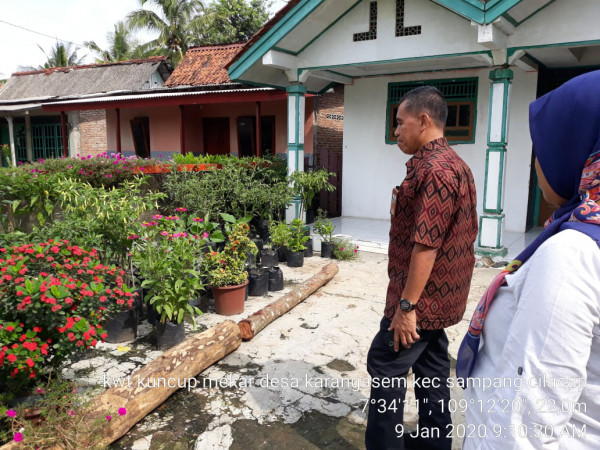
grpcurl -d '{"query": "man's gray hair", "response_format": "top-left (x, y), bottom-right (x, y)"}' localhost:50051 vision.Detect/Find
top-left (399, 86), bottom-right (448, 129)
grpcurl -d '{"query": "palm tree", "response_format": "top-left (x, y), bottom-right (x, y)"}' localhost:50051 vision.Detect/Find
top-left (85, 21), bottom-right (156, 63)
top-left (39, 42), bottom-right (85, 69)
top-left (126, 0), bottom-right (203, 66)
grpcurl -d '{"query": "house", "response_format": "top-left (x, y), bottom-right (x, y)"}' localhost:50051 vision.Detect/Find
top-left (41, 44), bottom-right (316, 172)
top-left (0, 57), bottom-right (171, 163)
top-left (227, 0), bottom-right (600, 255)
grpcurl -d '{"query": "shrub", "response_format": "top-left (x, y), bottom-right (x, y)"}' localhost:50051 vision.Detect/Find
top-left (0, 377), bottom-right (128, 448)
top-left (201, 223), bottom-right (257, 287)
top-left (332, 237), bottom-right (359, 261)
top-left (0, 240), bottom-right (135, 391)
top-left (130, 208), bottom-right (207, 325)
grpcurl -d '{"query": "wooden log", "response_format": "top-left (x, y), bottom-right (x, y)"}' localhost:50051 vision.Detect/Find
top-left (238, 262), bottom-right (339, 340)
top-left (0, 321), bottom-right (241, 450)
top-left (88, 319), bottom-right (241, 447)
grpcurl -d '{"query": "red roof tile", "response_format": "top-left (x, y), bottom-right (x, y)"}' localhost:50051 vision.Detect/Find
top-left (12, 56), bottom-right (167, 77)
top-left (165, 43), bottom-right (245, 86)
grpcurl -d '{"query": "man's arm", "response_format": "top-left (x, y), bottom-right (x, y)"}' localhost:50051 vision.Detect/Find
top-left (389, 242), bottom-right (437, 350)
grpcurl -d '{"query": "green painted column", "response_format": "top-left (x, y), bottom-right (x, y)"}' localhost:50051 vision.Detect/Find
top-left (286, 83), bottom-right (307, 222)
top-left (477, 68), bottom-right (513, 257)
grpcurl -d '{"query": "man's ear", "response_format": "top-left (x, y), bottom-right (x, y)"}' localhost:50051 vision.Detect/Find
top-left (419, 113), bottom-right (431, 130)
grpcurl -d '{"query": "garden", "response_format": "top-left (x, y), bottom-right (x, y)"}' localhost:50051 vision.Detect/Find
top-left (0, 152), bottom-right (357, 448)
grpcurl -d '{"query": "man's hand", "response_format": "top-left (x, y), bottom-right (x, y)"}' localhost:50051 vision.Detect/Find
top-left (388, 309), bottom-right (420, 351)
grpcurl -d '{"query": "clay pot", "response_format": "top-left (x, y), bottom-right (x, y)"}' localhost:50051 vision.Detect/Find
top-left (211, 280), bottom-right (249, 315)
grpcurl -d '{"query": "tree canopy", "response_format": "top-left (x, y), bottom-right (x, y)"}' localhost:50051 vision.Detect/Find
top-left (127, 0), bottom-right (204, 67)
top-left (85, 21), bottom-right (156, 63)
top-left (192, 0), bottom-right (271, 46)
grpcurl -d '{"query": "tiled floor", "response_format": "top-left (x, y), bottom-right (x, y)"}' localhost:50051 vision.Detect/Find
top-left (312, 216), bottom-right (543, 261)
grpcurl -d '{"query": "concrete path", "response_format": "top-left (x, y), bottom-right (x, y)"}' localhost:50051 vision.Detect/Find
top-left (63, 252), bottom-right (500, 450)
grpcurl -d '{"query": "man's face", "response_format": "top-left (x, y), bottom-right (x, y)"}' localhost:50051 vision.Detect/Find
top-left (394, 102), bottom-right (422, 155)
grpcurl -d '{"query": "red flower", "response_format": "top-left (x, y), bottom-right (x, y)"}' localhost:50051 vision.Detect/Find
top-left (33, 326), bottom-right (42, 332)
top-left (6, 325), bottom-right (14, 332)
top-left (26, 358), bottom-right (34, 368)
top-left (7, 354), bottom-right (17, 362)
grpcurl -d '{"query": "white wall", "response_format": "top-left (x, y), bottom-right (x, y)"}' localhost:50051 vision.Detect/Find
top-left (342, 67), bottom-right (538, 232)
top-left (299, 0), bottom-right (484, 69)
top-left (508, 0), bottom-right (600, 48)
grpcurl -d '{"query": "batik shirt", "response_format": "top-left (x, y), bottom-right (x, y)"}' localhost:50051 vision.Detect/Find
top-left (385, 137), bottom-right (478, 329)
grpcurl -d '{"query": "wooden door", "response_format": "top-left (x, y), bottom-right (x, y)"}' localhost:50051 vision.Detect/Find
top-left (318, 148), bottom-right (342, 217)
top-left (203, 118), bottom-right (230, 155)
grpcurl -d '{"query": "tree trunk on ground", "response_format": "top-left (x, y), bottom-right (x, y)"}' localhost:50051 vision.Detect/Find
top-left (238, 262), bottom-right (339, 340)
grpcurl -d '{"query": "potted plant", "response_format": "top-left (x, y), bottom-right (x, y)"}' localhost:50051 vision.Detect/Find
top-left (173, 153), bottom-right (199, 172)
top-left (289, 169), bottom-right (336, 223)
top-left (269, 220), bottom-right (291, 262)
top-left (287, 219), bottom-right (309, 267)
top-left (130, 210), bottom-right (205, 349)
top-left (201, 222), bottom-right (257, 315)
top-left (313, 209), bottom-right (337, 258)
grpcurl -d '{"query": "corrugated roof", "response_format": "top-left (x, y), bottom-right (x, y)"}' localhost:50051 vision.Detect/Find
top-left (165, 43), bottom-right (245, 86)
top-left (43, 86), bottom-right (274, 106)
top-left (0, 57), bottom-right (171, 102)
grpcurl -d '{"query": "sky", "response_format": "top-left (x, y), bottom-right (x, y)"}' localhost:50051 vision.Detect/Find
top-left (0, 0), bottom-right (289, 79)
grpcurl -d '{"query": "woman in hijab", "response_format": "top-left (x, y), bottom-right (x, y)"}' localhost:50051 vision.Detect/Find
top-left (458, 70), bottom-right (600, 449)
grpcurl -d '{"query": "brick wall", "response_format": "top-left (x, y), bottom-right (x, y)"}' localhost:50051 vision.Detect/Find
top-left (79, 110), bottom-right (107, 156)
top-left (314, 84), bottom-right (344, 167)
top-left (313, 84), bottom-right (344, 216)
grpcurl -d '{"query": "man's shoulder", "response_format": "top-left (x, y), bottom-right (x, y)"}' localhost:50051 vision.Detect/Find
top-left (422, 144), bottom-right (473, 180)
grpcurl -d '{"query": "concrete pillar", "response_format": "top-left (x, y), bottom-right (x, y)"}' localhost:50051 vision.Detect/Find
top-left (25, 112), bottom-right (33, 162)
top-left (477, 68), bottom-right (513, 257)
top-left (286, 83), bottom-right (307, 222)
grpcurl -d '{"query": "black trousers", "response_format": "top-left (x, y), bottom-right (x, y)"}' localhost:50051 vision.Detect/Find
top-left (365, 317), bottom-right (452, 450)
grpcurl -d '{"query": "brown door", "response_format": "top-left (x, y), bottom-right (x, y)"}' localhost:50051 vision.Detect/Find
top-left (318, 148), bottom-right (342, 217)
top-left (203, 118), bottom-right (230, 155)
top-left (130, 117), bottom-right (150, 158)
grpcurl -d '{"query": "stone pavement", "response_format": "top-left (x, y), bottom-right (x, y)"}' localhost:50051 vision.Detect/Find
top-left (62, 252), bottom-right (500, 450)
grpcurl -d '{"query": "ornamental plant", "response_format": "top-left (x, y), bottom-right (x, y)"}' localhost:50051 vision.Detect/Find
top-left (201, 222), bottom-right (257, 288)
top-left (313, 209), bottom-right (336, 244)
top-left (130, 209), bottom-right (207, 326)
top-left (268, 220), bottom-right (291, 249)
top-left (289, 169), bottom-right (336, 219)
top-left (332, 237), bottom-right (360, 261)
top-left (0, 377), bottom-right (128, 448)
top-left (287, 219), bottom-right (310, 253)
top-left (0, 240), bottom-right (135, 392)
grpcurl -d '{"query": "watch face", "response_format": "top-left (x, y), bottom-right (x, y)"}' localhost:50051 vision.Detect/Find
top-left (399, 299), bottom-right (411, 311)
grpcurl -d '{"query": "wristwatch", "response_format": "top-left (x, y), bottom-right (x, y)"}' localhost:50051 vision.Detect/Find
top-left (398, 298), bottom-right (417, 312)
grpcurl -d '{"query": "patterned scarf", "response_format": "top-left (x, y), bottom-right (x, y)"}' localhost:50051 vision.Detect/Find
top-left (456, 150), bottom-right (600, 381)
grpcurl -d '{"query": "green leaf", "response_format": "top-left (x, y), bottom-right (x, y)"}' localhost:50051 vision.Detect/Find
top-left (220, 213), bottom-right (236, 223)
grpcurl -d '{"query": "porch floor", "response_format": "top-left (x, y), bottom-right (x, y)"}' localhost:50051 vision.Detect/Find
top-left (312, 216), bottom-right (543, 262)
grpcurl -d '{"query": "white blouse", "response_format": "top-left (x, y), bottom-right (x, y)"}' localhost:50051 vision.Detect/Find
top-left (463, 230), bottom-right (600, 449)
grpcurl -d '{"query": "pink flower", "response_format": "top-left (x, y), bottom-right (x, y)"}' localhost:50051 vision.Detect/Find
top-left (68, 165), bottom-right (73, 169)
top-left (106, 415), bottom-right (112, 421)
top-left (118, 407), bottom-right (127, 416)
top-left (193, 217), bottom-right (203, 222)
top-left (160, 231), bottom-right (169, 236)
top-left (105, 174), bottom-right (112, 178)
top-left (175, 207), bottom-right (187, 212)
top-left (13, 433), bottom-right (23, 442)
top-left (6, 410), bottom-right (16, 417)
top-left (202, 232), bottom-right (209, 239)
top-left (153, 215), bottom-right (163, 219)
top-left (354, 249), bottom-right (358, 253)
top-left (67, 409), bottom-right (75, 416)
top-left (127, 234), bottom-right (139, 240)
top-left (340, 247), bottom-right (344, 251)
